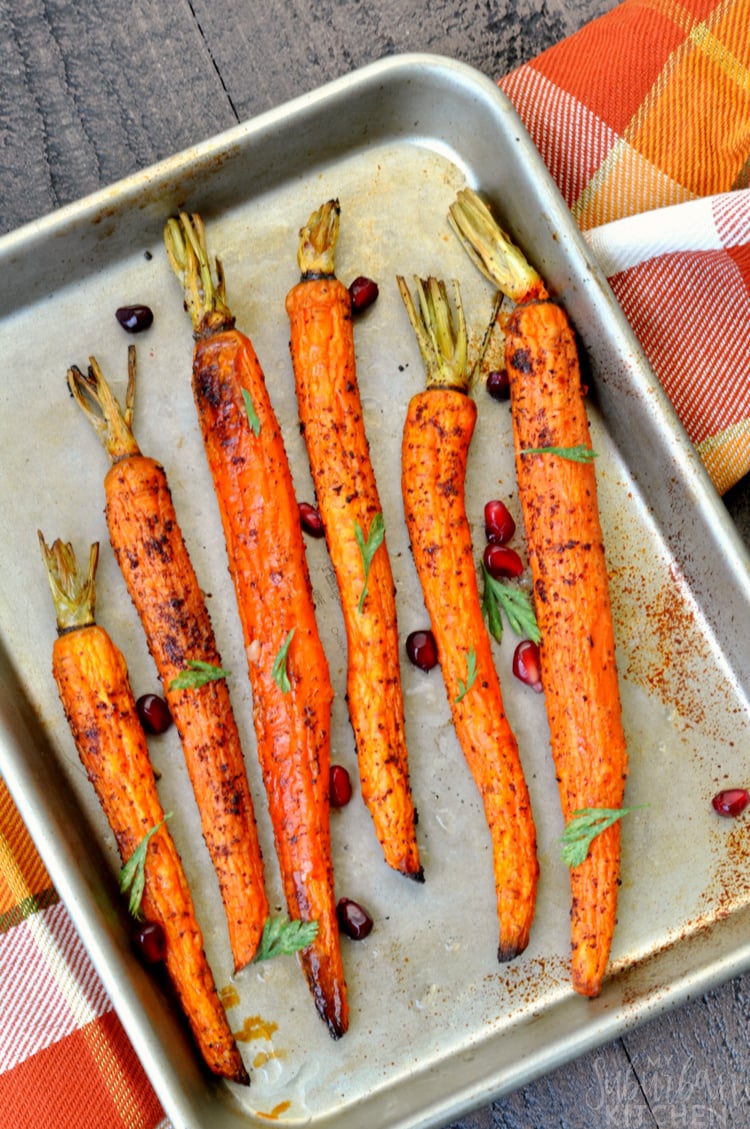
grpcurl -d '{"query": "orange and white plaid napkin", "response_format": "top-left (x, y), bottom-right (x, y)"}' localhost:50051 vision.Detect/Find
top-left (501, 0), bottom-right (750, 494)
top-left (0, 779), bottom-right (168, 1128)
top-left (1, 2), bottom-right (748, 1126)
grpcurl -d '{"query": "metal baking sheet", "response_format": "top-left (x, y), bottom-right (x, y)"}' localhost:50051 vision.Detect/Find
top-left (2, 53), bottom-right (750, 1129)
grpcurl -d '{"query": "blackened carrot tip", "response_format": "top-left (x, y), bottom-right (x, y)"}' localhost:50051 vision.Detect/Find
top-left (232, 1064), bottom-right (251, 1087)
top-left (497, 939), bottom-right (527, 964)
top-left (402, 865), bottom-right (425, 884)
top-left (325, 1016), bottom-right (349, 1041)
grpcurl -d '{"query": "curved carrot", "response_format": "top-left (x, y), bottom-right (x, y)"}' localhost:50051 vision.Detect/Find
top-left (67, 348), bottom-right (268, 972)
top-left (285, 199), bottom-right (422, 882)
top-left (39, 534), bottom-right (249, 1085)
top-left (164, 214), bottom-right (347, 1038)
top-left (449, 188), bottom-right (629, 996)
top-left (398, 276), bottom-right (538, 961)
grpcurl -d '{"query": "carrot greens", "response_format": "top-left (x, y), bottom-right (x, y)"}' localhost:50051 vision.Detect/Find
top-left (253, 915), bottom-right (320, 962)
top-left (120, 814), bottom-right (174, 917)
top-left (170, 660), bottom-right (231, 691)
top-left (354, 513), bottom-right (385, 614)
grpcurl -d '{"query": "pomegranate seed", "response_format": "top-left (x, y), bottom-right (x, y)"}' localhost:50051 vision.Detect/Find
top-left (484, 499), bottom-right (516, 545)
top-left (405, 629), bottom-right (438, 672)
top-left (136, 693), bottom-right (172, 735)
top-left (486, 369), bottom-right (510, 400)
top-left (483, 543), bottom-right (524, 579)
top-left (330, 764), bottom-right (353, 807)
top-left (711, 788), bottom-right (750, 818)
top-left (348, 276), bottom-right (379, 313)
top-left (298, 501), bottom-right (325, 538)
top-left (133, 920), bottom-right (166, 963)
top-left (115, 304), bottom-right (154, 333)
top-left (513, 640), bottom-right (543, 692)
top-left (337, 898), bottom-right (373, 940)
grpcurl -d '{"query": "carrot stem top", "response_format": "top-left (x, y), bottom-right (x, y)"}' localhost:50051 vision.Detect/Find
top-left (38, 533), bottom-right (99, 633)
top-left (296, 199), bottom-right (340, 279)
top-left (68, 346), bottom-right (141, 464)
top-left (396, 276), bottom-right (469, 393)
top-left (164, 212), bottom-right (234, 337)
top-left (448, 188), bottom-right (547, 305)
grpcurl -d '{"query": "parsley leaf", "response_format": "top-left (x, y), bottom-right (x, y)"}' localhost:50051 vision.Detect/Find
top-left (272, 628), bottom-right (296, 693)
top-left (481, 563), bottom-right (540, 645)
top-left (521, 444), bottom-right (597, 463)
top-left (561, 806), bottom-right (643, 867)
top-left (119, 813), bottom-right (173, 918)
top-left (242, 388), bottom-right (261, 436)
top-left (253, 915), bottom-right (319, 962)
top-left (354, 512), bottom-right (385, 614)
top-left (169, 659), bottom-right (230, 690)
top-left (454, 646), bottom-right (478, 703)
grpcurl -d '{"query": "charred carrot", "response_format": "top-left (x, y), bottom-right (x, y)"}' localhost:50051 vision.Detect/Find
top-left (38, 534), bottom-right (249, 1085)
top-left (285, 199), bottom-right (422, 882)
top-left (449, 188), bottom-right (629, 997)
top-left (67, 347), bottom-right (268, 972)
top-left (397, 276), bottom-right (538, 961)
top-left (164, 213), bottom-right (347, 1038)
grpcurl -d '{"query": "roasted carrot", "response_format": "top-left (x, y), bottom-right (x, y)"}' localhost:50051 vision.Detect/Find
top-left (397, 276), bottom-right (538, 961)
top-left (38, 533), bottom-right (249, 1085)
top-left (449, 188), bottom-right (629, 997)
top-left (67, 347), bottom-right (268, 972)
top-left (164, 213), bottom-right (348, 1038)
top-left (285, 199), bottom-right (422, 882)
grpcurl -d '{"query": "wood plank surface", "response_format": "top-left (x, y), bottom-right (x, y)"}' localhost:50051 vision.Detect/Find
top-left (2, 1), bottom-right (749, 1127)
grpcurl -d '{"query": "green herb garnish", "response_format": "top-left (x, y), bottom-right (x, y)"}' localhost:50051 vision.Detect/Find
top-left (354, 512), bottom-right (385, 614)
top-left (454, 646), bottom-right (478, 703)
top-left (481, 564), bottom-right (540, 645)
top-left (242, 388), bottom-right (261, 437)
top-left (561, 806), bottom-right (643, 867)
top-left (521, 444), bottom-right (598, 463)
top-left (169, 659), bottom-right (230, 690)
top-left (272, 628), bottom-right (296, 693)
top-left (119, 813), bottom-right (173, 918)
top-left (253, 915), bottom-right (319, 962)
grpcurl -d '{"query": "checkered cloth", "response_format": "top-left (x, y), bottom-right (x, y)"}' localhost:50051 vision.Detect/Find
top-left (500, 0), bottom-right (750, 494)
top-left (0, 779), bottom-right (168, 1128)
top-left (2, 2), bottom-right (748, 1125)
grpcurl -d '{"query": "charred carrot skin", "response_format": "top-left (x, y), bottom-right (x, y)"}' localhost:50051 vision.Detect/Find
top-left (68, 351), bottom-right (268, 972)
top-left (164, 214), bottom-right (347, 1038)
top-left (39, 536), bottom-right (248, 1085)
top-left (285, 200), bottom-right (422, 882)
top-left (449, 188), bottom-right (628, 996)
top-left (506, 300), bottom-right (627, 996)
top-left (398, 278), bottom-right (538, 960)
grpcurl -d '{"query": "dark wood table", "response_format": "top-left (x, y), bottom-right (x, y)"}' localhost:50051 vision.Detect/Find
top-left (4, 2), bottom-right (749, 1126)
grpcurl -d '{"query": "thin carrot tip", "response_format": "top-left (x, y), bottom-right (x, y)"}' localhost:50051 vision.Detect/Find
top-left (497, 938), bottom-right (527, 963)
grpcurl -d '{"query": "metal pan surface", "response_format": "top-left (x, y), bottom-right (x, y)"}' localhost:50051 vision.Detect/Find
top-left (1, 53), bottom-right (749, 1129)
